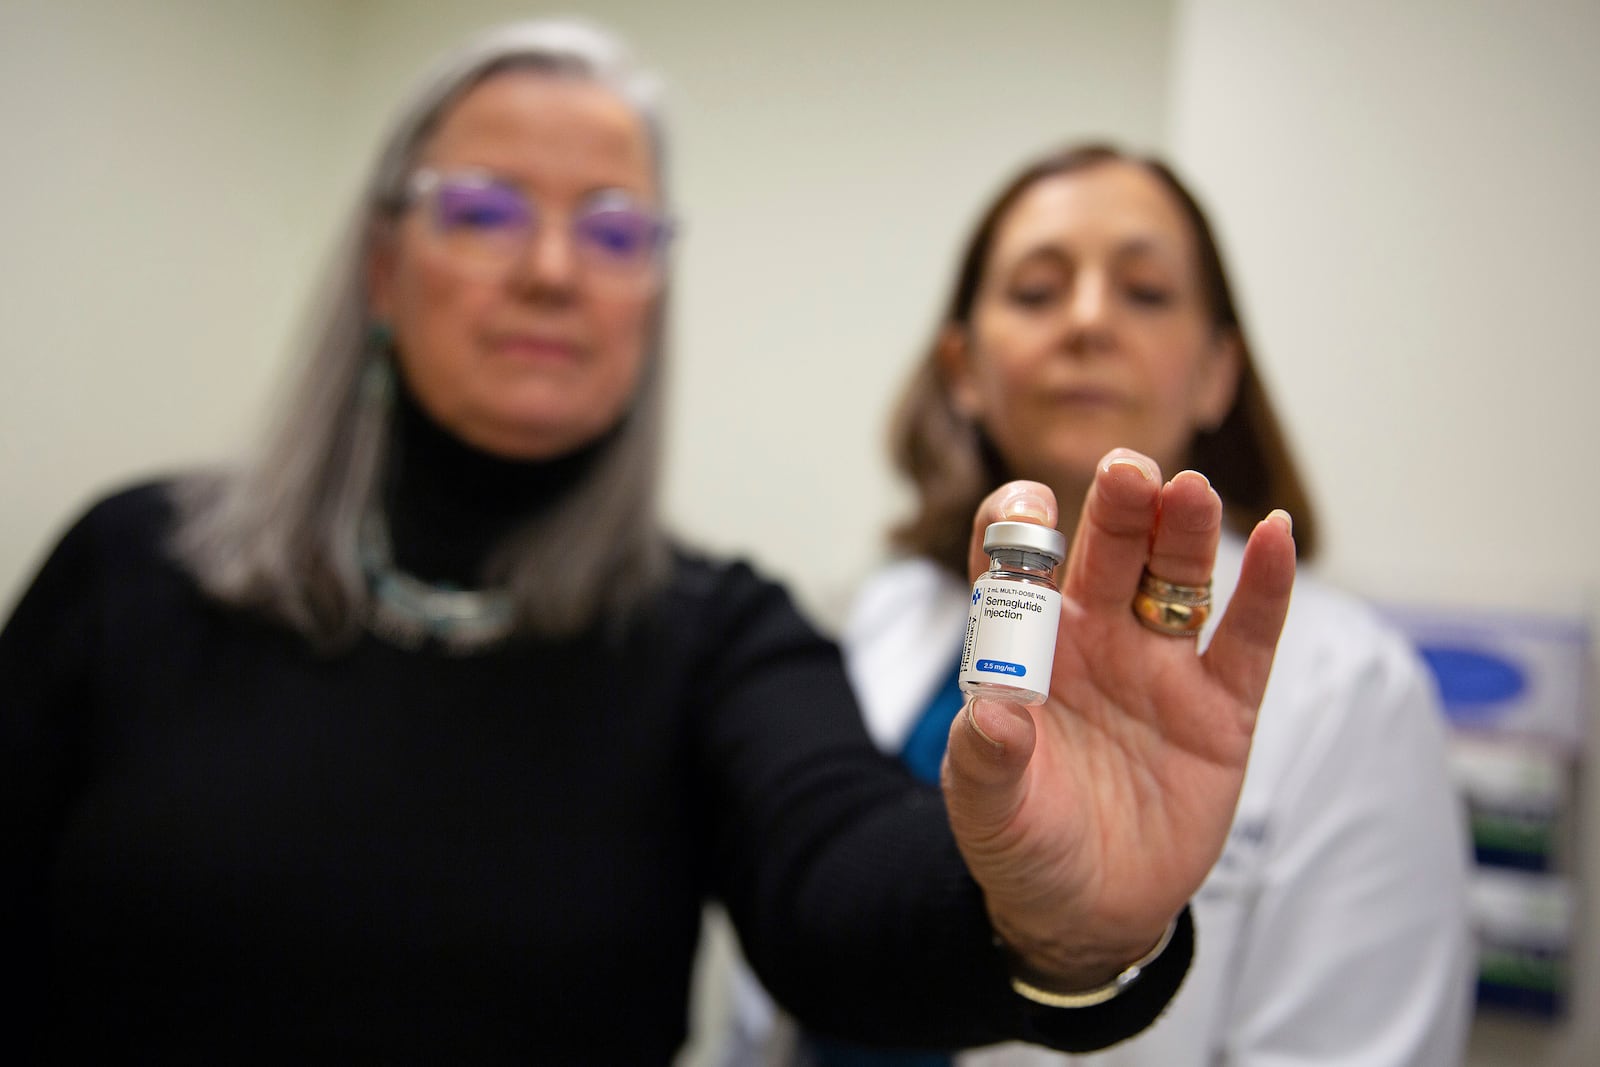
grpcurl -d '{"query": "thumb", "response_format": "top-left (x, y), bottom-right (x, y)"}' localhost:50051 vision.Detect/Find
top-left (941, 697), bottom-right (1037, 844)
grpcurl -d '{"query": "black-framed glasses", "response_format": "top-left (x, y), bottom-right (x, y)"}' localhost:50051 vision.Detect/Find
top-left (401, 168), bottom-right (672, 277)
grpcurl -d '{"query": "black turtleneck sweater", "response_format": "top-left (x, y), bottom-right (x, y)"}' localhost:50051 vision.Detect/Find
top-left (1, 399), bottom-right (1190, 1063)
top-left (381, 385), bottom-right (607, 587)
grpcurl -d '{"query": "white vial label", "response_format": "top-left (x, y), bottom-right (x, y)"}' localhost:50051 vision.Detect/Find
top-left (959, 577), bottom-right (1061, 704)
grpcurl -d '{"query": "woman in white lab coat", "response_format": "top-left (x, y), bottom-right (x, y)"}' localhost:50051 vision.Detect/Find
top-left (757, 143), bottom-right (1474, 1067)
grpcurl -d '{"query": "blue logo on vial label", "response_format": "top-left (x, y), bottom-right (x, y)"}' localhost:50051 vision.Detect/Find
top-left (972, 589), bottom-right (982, 605)
top-left (977, 659), bottom-right (1025, 677)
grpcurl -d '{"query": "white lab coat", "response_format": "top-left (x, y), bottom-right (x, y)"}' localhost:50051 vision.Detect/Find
top-left (841, 535), bottom-right (1475, 1067)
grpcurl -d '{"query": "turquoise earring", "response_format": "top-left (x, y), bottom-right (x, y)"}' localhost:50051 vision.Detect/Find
top-left (361, 322), bottom-right (396, 409)
top-left (366, 320), bottom-right (394, 351)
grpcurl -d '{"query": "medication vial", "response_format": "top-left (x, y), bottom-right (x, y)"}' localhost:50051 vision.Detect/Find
top-left (958, 521), bottom-right (1066, 706)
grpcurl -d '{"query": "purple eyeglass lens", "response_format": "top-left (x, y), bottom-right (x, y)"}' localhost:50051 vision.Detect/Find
top-left (434, 181), bottom-right (531, 232)
top-left (576, 209), bottom-right (662, 260)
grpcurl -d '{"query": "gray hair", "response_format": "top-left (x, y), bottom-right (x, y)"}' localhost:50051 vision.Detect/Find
top-left (171, 18), bottom-right (672, 647)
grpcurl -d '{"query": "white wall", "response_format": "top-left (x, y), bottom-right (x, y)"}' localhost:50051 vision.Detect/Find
top-left (0, 0), bottom-right (358, 610)
top-left (1169, 2), bottom-right (1600, 1064)
top-left (1169, 0), bottom-right (1600, 613)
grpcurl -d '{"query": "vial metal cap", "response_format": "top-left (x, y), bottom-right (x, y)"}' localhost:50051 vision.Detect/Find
top-left (983, 521), bottom-right (1067, 563)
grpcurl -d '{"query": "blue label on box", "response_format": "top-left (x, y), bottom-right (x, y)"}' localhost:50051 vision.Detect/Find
top-left (1420, 645), bottom-right (1528, 712)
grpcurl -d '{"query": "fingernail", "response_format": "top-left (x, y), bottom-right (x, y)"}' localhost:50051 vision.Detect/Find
top-left (1102, 449), bottom-right (1157, 482)
top-left (1267, 509), bottom-right (1292, 534)
top-left (965, 701), bottom-right (1004, 749)
top-left (1173, 469), bottom-right (1212, 490)
top-left (1000, 491), bottom-right (1051, 524)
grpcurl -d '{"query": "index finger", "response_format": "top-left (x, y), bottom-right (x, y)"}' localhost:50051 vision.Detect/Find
top-left (966, 481), bottom-right (1059, 583)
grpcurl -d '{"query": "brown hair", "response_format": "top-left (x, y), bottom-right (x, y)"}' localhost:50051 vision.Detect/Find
top-left (889, 143), bottom-right (1318, 577)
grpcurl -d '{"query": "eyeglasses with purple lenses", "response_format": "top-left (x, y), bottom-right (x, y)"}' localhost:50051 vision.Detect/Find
top-left (403, 169), bottom-right (670, 275)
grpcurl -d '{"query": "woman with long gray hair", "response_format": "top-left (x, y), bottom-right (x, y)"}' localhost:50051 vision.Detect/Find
top-left (1, 19), bottom-right (1297, 1063)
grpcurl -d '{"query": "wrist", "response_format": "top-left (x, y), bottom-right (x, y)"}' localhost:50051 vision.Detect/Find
top-left (1001, 916), bottom-right (1180, 1009)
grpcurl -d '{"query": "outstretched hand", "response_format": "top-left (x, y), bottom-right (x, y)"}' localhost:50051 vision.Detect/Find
top-left (941, 448), bottom-right (1296, 990)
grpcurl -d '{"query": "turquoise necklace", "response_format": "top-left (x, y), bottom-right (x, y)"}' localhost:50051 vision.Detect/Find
top-left (360, 512), bottom-right (515, 654)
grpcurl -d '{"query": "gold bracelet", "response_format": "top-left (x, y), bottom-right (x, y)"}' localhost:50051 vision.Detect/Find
top-left (1008, 918), bottom-right (1179, 1009)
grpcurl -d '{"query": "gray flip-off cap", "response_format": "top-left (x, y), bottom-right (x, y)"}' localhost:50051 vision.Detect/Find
top-left (983, 520), bottom-right (1066, 563)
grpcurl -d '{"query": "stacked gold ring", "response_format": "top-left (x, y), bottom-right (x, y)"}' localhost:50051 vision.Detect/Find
top-left (1131, 571), bottom-right (1212, 637)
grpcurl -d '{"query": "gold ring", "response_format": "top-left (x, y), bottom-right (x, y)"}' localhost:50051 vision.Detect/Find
top-left (1131, 570), bottom-right (1212, 637)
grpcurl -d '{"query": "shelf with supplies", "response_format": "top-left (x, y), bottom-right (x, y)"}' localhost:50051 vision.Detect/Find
top-left (1384, 604), bottom-right (1590, 1020)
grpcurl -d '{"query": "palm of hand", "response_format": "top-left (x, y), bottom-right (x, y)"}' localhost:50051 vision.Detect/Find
top-left (1018, 600), bottom-right (1255, 920)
